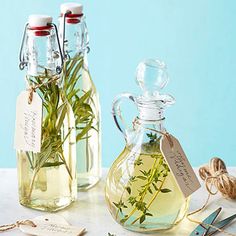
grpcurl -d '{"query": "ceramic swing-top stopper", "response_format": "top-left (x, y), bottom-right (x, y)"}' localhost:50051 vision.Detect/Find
top-left (135, 59), bottom-right (175, 120)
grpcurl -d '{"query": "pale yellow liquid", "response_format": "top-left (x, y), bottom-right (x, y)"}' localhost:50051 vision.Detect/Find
top-left (105, 146), bottom-right (189, 233)
top-left (17, 104), bottom-right (77, 212)
top-left (17, 151), bottom-right (77, 212)
top-left (72, 67), bottom-right (101, 190)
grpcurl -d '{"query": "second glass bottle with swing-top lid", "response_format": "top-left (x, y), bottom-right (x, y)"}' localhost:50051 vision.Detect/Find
top-left (59, 3), bottom-right (101, 190)
top-left (105, 59), bottom-right (189, 232)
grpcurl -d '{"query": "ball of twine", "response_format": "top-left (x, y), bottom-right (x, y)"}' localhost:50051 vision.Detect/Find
top-left (199, 157), bottom-right (236, 199)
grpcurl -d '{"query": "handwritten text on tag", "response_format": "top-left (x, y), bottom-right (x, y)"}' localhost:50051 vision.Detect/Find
top-left (160, 134), bottom-right (201, 198)
top-left (14, 90), bottom-right (42, 153)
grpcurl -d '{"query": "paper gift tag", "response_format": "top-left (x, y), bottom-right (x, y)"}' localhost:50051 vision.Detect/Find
top-left (160, 133), bottom-right (201, 198)
top-left (14, 90), bottom-right (42, 153)
top-left (19, 215), bottom-right (86, 236)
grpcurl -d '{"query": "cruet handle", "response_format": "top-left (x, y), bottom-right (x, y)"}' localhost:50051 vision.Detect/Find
top-left (112, 93), bottom-right (137, 139)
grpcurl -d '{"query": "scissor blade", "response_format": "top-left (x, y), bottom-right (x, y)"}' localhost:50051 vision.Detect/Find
top-left (189, 208), bottom-right (222, 236)
top-left (207, 213), bottom-right (236, 236)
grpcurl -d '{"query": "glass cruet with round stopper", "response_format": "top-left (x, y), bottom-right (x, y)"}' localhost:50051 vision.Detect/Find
top-left (105, 59), bottom-right (189, 233)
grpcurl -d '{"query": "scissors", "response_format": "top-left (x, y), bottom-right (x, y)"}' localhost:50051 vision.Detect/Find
top-left (189, 207), bottom-right (236, 236)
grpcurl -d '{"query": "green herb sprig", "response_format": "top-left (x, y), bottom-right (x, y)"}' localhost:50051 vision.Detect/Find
top-left (113, 133), bottom-right (171, 225)
top-left (25, 70), bottom-right (74, 200)
top-left (62, 54), bottom-right (98, 144)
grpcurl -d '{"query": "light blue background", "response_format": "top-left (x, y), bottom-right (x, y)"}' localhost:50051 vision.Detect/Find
top-left (0, 0), bottom-right (236, 167)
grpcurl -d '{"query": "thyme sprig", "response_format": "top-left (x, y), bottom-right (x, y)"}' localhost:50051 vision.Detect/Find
top-left (113, 133), bottom-right (171, 225)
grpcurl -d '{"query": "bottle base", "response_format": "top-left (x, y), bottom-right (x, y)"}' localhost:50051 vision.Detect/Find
top-left (122, 203), bottom-right (189, 234)
top-left (19, 197), bottom-right (75, 212)
top-left (124, 222), bottom-right (176, 234)
top-left (77, 175), bottom-right (100, 191)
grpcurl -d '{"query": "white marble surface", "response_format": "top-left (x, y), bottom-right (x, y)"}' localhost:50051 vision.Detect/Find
top-left (0, 168), bottom-right (236, 236)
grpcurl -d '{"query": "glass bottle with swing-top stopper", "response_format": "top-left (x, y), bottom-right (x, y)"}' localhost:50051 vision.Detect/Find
top-left (59, 3), bottom-right (101, 190)
top-left (16, 15), bottom-right (77, 212)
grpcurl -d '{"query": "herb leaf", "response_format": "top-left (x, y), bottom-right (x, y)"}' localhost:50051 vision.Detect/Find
top-left (160, 188), bottom-right (172, 193)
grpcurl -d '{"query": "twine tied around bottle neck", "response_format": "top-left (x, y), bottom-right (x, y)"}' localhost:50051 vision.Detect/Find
top-left (142, 125), bottom-right (236, 198)
top-left (0, 220), bottom-right (36, 232)
top-left (139, 122), bottom-right (236, 200)
top-left (134, 118), bottom-right (174, 147)
top-left (27, 75), bottom-right (60, 104)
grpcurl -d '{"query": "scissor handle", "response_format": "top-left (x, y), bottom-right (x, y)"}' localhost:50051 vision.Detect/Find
top-left (189, 208), bottom-right (222, 236)
top-left (207, 213), bottom-right (236, 236)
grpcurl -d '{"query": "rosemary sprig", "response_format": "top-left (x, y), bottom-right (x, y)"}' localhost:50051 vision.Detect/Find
top-left (62, 54), bottom-right (98, 144)
top-left (25, 71), bottom-right (75, 200)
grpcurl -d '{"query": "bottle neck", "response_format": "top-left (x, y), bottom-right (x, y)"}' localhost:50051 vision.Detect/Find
top-left (135, 117), bottom-right (165, 133)
top-left (137, 99), bottom-right (165, 123)
top-left (59, 15), bottom-right (89, 59)
top-left (24, 27), bottom-right (59, 76)
top-left (126, 117), bottom-right (165, 149)
top-left (138, 108), bottom-right (164, 122)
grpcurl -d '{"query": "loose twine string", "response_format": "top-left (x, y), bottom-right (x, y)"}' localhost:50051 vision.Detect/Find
top-left (0, 220), bottom-right (36, 232)
top-left (199, 158), bottom-right (236, 200)
top-left (186, 157), bottom-right (236, 236)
